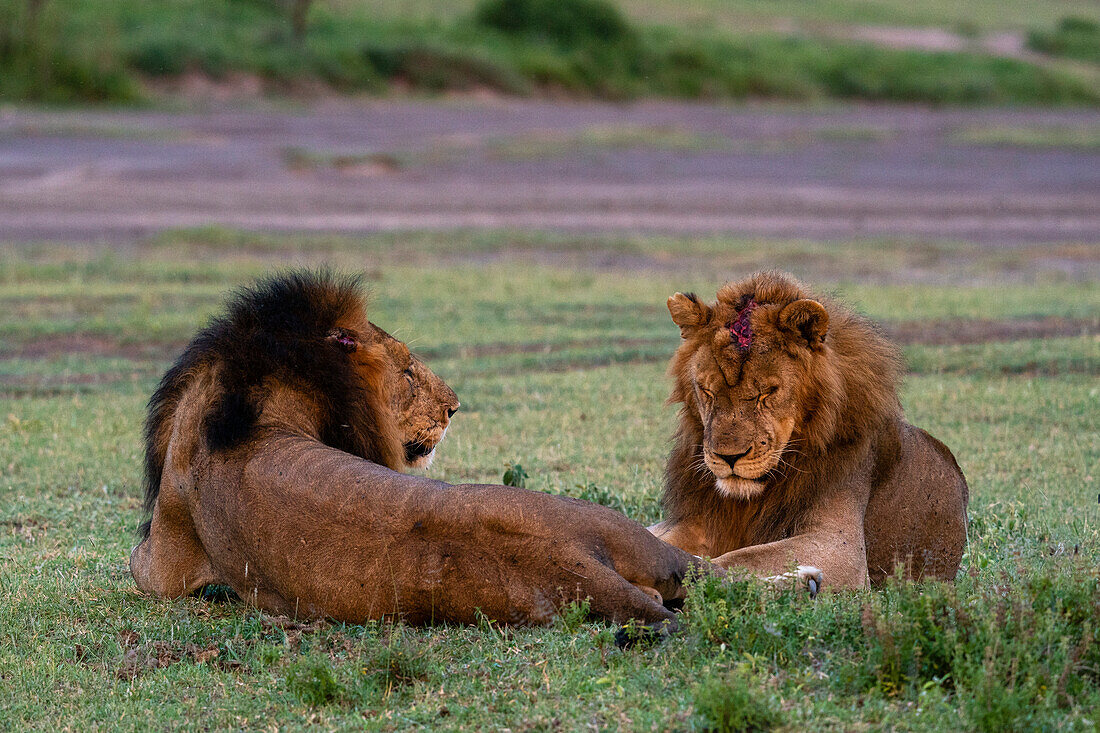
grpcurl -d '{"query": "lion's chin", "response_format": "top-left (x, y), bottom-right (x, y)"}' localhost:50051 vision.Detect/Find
top-left (405, 448), bottom-right (435, 470)
top-left (404, 426), bottom-right (448, 470)
top-left (715, 476), bottom-right (765, 500)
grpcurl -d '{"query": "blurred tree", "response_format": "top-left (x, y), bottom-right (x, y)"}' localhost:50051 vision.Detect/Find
top-left (289, 0), bottom-right (312, 41)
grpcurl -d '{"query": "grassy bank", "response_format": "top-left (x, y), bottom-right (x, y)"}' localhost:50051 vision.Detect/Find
top-left (1, 230), bottom-right (1098, 729)
top-left (2, 0), bottom-right (1098, 105)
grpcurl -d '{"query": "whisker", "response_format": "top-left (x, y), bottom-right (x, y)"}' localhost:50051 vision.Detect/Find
top-left (775, 457), bottom-right (809, 475)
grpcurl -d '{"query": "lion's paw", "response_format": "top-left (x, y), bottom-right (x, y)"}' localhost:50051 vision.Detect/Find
top-left (767, 565), bottom-right (823, 598)
top-left (797, 565), bottom-right (823, 598)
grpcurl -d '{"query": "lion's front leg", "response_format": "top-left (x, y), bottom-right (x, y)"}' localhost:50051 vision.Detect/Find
top-left (131, 492), bottom-right (219, 599)
top-left (648, 518), bottom-right (710, 557)
top-left (712, 533), bottom-right (869, 591)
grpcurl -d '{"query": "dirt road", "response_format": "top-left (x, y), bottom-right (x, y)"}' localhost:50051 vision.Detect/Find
top-left (1, 102), bottom-right (1097, 244)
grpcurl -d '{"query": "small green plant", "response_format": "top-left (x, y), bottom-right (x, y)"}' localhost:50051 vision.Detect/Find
top-left (474, 607), bottom-right (500, 635)
top-left (613, 617), bottom-right (670, 649)
top-left (568, 481), bottom-right (630, 515)
top-left (370, 638), bottom-right (430, 687)
top-left (255, 644), bottom-right (282, 668)
top-left (693, 671), bottom-right (783, 733)
top-left (557, 598), bottom-right (591, 633)
top-left (286, 659), bottom-right (346, 706)
top-left (502, 463), bottom-right (529, 487)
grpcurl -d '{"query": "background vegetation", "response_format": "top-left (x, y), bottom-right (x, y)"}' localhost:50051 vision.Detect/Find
top-left (1, 230), bottom-right (1097, 729)
top-left (1027, 16), bottom-right (1100, 65)
top-left (2, 0), bottom-right (1099, 104)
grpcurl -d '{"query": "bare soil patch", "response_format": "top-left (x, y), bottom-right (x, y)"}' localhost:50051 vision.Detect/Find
top-left (2, 104), bottom-right (1097, 244)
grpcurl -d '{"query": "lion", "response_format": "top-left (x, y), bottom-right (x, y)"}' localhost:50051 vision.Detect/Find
top-left (648, 271), bottom-right (969, 589)
top-left (130, 271), bottom-right (696, 625)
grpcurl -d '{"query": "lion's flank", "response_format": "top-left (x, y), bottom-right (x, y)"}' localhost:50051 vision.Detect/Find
top-left (140, 270), bottom-right (398, 538)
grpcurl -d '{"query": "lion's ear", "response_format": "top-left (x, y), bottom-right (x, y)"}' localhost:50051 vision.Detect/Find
top-left (667, 292), bottom-right (711, 339)
top-left (779, 299), bottom-right (829, 349)
top-left (326, 328), bottom-right (360, 353)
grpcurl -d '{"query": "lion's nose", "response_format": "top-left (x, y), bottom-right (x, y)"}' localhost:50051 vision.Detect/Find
top-left (715, 449), bottom-right (750, 468)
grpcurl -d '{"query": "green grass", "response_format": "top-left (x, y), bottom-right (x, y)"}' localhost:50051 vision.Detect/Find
top-left (2, 0), bottom-right (1098, 105)
top-left (1, 230), bottom-right (1098, 729)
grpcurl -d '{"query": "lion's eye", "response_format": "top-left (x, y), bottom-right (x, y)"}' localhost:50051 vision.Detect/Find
top-left (403, 368), bottom-right (414, 386)
top-left (758, 387), bottom-right (779, 405)
top-left (697, 385), bottom-right (714, 402)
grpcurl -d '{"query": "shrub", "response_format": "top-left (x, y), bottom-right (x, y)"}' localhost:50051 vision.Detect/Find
top-left (557, 598), bottom-right (591, 633)
top-left (567, 481), bottom-right (628, 514)
top-left (1027, 16), bottom-right (1100, 65)
top-left (474, 0), bottom-right (632, 47)
top-left (362, 43), bottom-right (529, 94)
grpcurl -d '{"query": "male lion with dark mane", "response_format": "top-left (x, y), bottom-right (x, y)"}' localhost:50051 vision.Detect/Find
top-left (131, 271), bottom-right (695, 625)
top-left (649, 272), bottom-right (968, 589)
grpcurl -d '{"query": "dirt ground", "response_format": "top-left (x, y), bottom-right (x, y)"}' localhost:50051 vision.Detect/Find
top-left (1, 102), bottom-right (1098, 245)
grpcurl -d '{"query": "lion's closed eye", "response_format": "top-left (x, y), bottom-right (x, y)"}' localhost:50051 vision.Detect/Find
top-left (743, 386), bottom-right (778, 404)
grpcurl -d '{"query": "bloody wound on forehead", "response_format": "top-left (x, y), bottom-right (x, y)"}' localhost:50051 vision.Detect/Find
top-left (728, 296), bottom-right (757, 352)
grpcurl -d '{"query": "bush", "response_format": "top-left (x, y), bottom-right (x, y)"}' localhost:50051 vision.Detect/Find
top-left (362, 43), bottom-right (529, 94)
top-left (1027, 16), bottom-right (1100, 65)
top-left (474, 0), bottom-right (632, 47)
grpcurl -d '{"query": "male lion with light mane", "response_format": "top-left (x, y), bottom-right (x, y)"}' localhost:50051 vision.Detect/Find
top-left (649, 272), bottom-right (969, 589)
top-left (131, 271), bottom-right (696, 625)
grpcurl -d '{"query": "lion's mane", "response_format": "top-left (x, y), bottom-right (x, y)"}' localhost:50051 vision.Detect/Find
top-left (663, 272), bottom-right (906, 543)
top-left (140, 271), bottom-right (402, 538)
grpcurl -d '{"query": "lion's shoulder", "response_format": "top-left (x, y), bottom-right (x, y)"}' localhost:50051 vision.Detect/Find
top-left (140, 271), bottom-right (388, 538)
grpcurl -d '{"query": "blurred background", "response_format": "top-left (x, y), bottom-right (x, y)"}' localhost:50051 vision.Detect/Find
top-left (0, 0), bottom-right (1098, 245)
top-left (0, 0), bottom-right (1095, 242)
